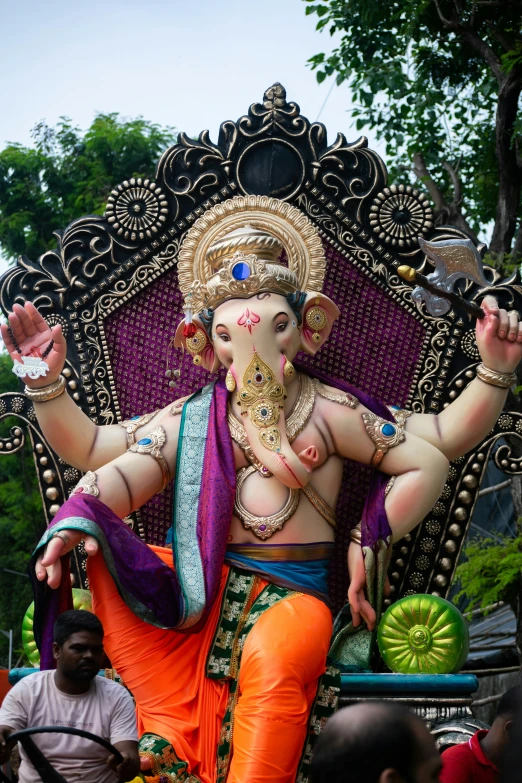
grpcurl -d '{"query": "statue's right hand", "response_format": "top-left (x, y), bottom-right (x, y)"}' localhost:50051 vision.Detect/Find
top-left (35, 531), bottom-right (99, 589)
top-left (0, 302), bottom-right (66, 388)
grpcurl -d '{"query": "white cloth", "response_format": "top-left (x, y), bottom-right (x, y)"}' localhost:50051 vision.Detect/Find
top-left (0, 671), bottom-right (138, 783)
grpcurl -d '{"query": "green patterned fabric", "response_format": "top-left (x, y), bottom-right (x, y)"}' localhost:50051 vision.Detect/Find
top-left (329, 537), bottom-right (392, 671)
top-left (173, 384), bottom-right (213, 629)
top-left (296, 664), bottom-right (341, 783)
top-left (139, 733), bottom-right (201, 782)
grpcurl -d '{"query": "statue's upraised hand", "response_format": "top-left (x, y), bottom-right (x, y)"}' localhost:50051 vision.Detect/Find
top-left (0, 302), bottom-right (66, 388)
top-left (475, 296), bottom-right (522, 375)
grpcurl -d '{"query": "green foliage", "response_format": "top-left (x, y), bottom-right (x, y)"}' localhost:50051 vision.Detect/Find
top-left (304, 0), bottom-right (522, 239)
top-left (0, 114), bottom-right (177, 262)
top-left (0, 353), bottom-right (46, 667)
top-left (454, 534), bottom-right (522, 613)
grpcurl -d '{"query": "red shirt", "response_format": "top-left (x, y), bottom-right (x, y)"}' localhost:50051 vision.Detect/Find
top-left (440, 730), bottom-right (499, 783)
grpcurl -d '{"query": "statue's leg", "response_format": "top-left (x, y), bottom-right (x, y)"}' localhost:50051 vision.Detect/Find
top-left (87, 548), bottom-right (230, 782)
top-left (227, 593), bottom-right (332, 783)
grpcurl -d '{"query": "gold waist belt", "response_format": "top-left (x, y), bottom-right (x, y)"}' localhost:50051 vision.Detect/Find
top-left (226, 542), bottom-right (335, 562)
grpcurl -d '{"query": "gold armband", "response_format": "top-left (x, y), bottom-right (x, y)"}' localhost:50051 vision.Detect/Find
top-left (476, 363), bottom-right (516, 389)
top-left (119, 410), bottom-right (159, 447)
top-left (350, 522), bottom-right (361, 545)
top-left (129, 426), bottom-right (171, 490)
top-left (24, 375), bottom-right (66, 403)
top-left (387, 405), bottom-right (413, 428)
top-left (71, 471), bottom-right (100, 498)
top-left (385, 475), bottom-right (396, 498)
top-left (362, 412), bottom-right (405, 468)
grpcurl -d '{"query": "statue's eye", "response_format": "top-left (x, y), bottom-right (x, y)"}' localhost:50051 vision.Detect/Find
top-left (219, 333), bottom-right (231, 342)
top-left (275, 321), bottom-right (288, 333)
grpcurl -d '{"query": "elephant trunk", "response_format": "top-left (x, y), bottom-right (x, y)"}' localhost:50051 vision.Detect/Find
top-left (232, 354), bottom-right (313, 490)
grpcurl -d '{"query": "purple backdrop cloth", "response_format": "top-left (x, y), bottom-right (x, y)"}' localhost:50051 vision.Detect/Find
top-left (31, 381), bottom-right (236, 670)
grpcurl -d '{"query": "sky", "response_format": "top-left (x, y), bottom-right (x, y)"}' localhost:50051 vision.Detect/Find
top-left (0, 0), bottom-right (385, 154)
top-left (0, 0), bottom-right (386, 276)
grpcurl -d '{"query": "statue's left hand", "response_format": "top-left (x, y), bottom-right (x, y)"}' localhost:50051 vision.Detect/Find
top-left (35, 531), bottom-right (99, 589)
top-left (347, 542), bottom-right (376, 631)
top-left (476, 295), bottom-right (522, 374)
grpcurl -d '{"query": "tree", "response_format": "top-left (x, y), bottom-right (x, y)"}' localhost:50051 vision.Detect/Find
top-left (304, 0), bottom-right (522, 262)
top-left (0, 353), bottom-right (46, 668)
top-left (454, 528), bottom-right (522, 663)
top-left (0, 114), bottom-right (177, 262)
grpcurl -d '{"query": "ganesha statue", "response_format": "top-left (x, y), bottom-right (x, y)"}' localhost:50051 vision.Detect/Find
top-left (3, 197), bottom-right (522, 783)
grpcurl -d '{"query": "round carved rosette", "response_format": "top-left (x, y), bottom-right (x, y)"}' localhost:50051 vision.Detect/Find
top-left (369, 184), bottom-right (433, 248)
top-left (377, 594), bottom-right (469, 674)
top-left (105, 178), bottom-right (169, 241)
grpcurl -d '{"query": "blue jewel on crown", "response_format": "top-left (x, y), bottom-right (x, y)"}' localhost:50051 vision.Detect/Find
top-left (232, 261), bottom-right (251, 281)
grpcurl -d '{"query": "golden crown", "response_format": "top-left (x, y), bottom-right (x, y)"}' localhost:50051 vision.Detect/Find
top-left (177, 196), bottom-right (326, 314)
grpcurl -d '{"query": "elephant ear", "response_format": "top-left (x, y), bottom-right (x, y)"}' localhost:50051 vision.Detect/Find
top-left (174, 318), bottom-right (220, 373)
top-left (300, 293), bottom-right (340, 355)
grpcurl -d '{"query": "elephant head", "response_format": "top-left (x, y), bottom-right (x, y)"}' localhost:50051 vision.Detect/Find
top-left (175, 286), bottom-right (339, 489)
top-left (175, 217), bottom-right (339, 488)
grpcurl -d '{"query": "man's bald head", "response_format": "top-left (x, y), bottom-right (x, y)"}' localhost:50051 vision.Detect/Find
top-left (310, 702), bottom-right (441, 783)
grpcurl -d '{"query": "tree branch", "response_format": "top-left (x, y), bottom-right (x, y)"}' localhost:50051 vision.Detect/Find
top-left (489, 69), bottom-right (522, 255)
top-left (512, 222), bottom-right (522, 262)
top-left (433, 0), bottom-right (458, 28)
top-left (412, 152), bottom-right (478, 240)
top-left (442, 161), bottom-right (462, 207)
top-left (413, 153), bottom-right (446, 211)
top-left (431, 0), bottom-right (504, 82)
top-left (486, 23), bottom-right (522, 55)
top-left (459, 27), bottom-right (504, 82)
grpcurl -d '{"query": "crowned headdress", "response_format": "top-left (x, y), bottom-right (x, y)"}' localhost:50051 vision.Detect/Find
top-left (177, 196), bottom-right (326, 327)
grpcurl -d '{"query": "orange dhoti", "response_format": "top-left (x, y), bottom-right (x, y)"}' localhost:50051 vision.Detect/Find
top-left (88, 545), bottom-right (332, 783)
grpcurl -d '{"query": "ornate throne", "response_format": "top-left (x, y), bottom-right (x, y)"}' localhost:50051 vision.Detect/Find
top-left (2, 84), bottom-right (521, 732)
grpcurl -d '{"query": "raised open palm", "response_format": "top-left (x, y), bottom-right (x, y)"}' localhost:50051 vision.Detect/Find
top-left (0, 302), bottom-right (67, 387)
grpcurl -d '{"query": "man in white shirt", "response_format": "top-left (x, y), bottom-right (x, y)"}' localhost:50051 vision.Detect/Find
top-left (0, 610), bottom-right (139, 783)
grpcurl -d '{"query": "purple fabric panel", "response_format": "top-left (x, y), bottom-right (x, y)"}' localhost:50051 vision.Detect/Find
top-left (31, 562), bottom-right (73, 670)
top-left (361, 473), bottom-right (390, 550)
top-left (198, 379), bottom-right (236, 603)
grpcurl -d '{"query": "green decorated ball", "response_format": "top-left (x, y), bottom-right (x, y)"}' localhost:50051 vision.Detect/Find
top-left (377, 593), bottom-right (469, 674)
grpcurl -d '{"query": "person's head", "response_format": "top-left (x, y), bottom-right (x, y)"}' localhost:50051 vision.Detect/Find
top-left (52, 610), bottom-right (104, 683)
top-left (310, 702), bottom-right (441, 783)
top-left (490, 685), bottom-right (522, 755)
